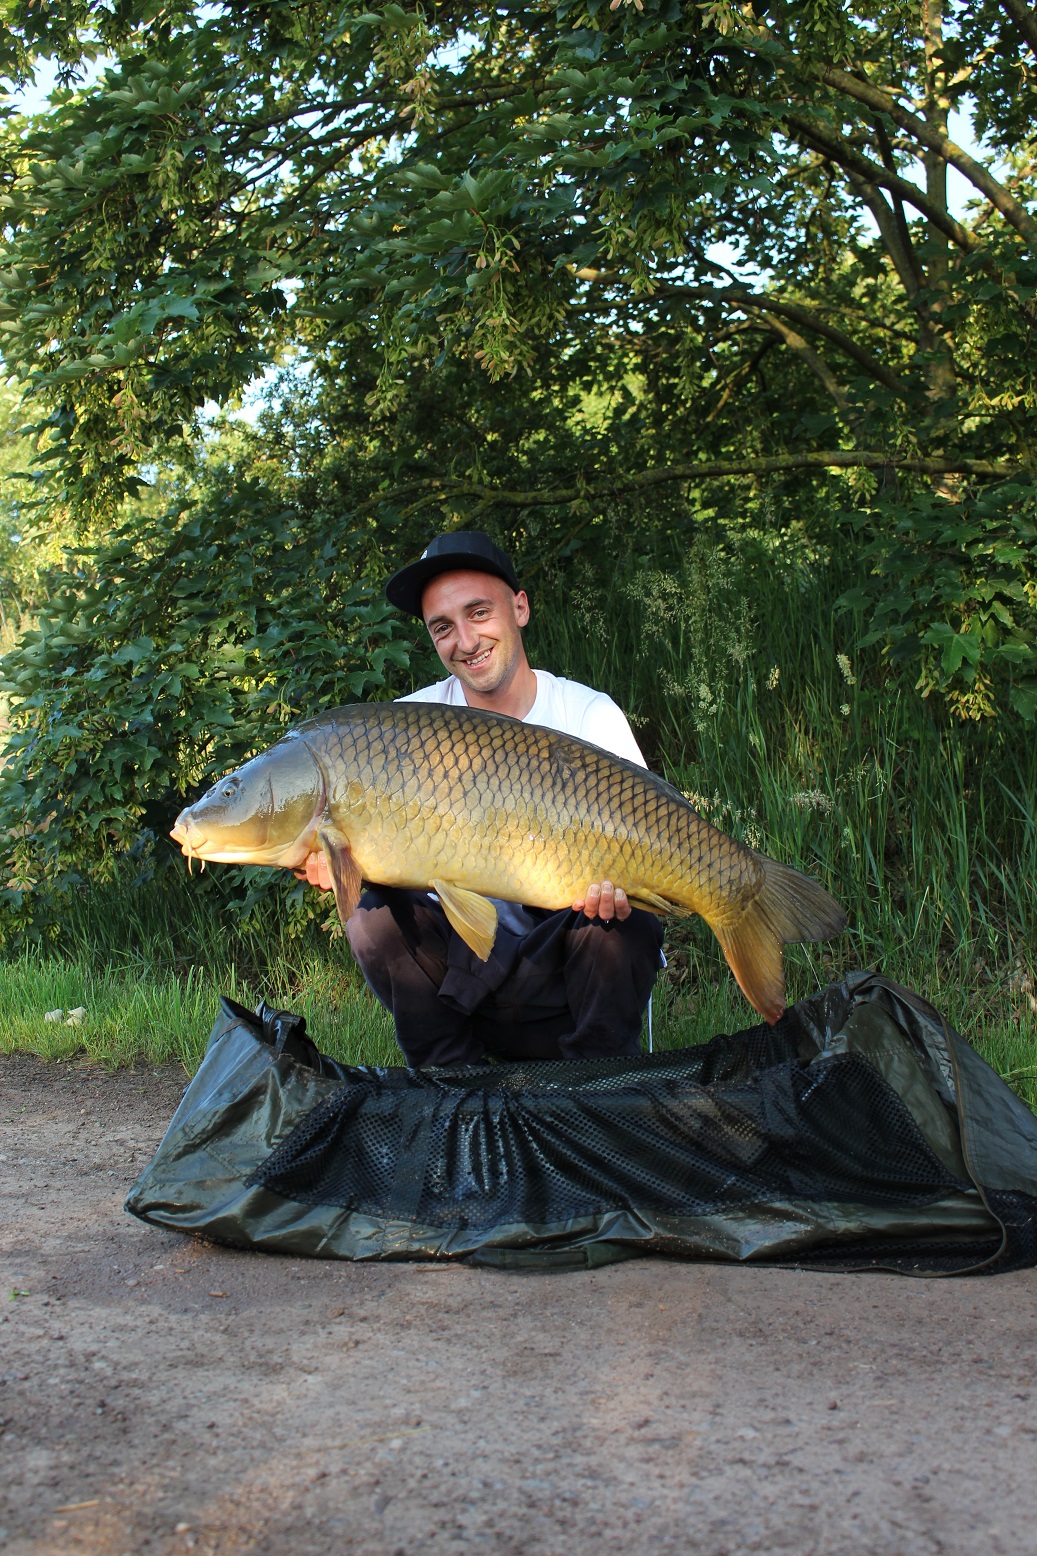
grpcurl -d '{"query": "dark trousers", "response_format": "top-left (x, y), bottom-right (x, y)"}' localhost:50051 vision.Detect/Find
top-left (346, 887), bottom-right (664, 1068)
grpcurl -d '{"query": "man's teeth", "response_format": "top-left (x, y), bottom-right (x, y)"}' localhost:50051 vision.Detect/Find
top-left (463, 650), bottom-right (491, 667)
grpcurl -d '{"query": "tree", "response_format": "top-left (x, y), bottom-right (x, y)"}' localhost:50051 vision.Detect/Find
top-left (0, 0), bottom-right (1033, 716)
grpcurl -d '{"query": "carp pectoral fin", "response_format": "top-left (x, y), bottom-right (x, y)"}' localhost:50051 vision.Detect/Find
top-left (317, 826), bottom-right (363, 923)
top-left (431, 878), bottom-right (498, 961)
top-left (626, 889), bottom-right (690, 917)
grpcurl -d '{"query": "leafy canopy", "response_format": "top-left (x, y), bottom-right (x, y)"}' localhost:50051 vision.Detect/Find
top-left (0, 0), bottom-right (1035, 927)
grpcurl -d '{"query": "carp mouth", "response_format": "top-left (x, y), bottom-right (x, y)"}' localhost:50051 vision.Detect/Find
top-left (170, 809), bottom-right (315, 871)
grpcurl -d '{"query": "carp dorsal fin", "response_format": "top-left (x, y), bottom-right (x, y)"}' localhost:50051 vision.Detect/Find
top-left (431, 879), bottom-right (498, 961)
top-left (317, 825), bottom-right (363, 924)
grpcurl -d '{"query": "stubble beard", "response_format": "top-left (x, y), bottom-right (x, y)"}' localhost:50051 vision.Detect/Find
top-left (450, 638), bottom-right (519, 697)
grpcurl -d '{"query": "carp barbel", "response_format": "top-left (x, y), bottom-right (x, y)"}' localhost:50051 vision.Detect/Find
top-left (171, 701), bottom-right (846, 1024)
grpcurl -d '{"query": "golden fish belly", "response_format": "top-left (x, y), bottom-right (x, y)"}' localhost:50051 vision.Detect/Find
top-left (315, 702), bottom-right (753, 914)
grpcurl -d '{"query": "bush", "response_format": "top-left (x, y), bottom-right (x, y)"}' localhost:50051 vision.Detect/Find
top-left (0, 469), bottom-right (411, 943)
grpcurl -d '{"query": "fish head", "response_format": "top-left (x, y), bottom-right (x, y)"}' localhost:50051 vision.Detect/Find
top-left (170, 733), bottom-right (325, 870)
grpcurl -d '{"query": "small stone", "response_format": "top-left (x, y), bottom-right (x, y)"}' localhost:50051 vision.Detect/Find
top-left (174, 1523), bottom-right (191, 1534)
top-left (44, 1010), bottom-right (64, 1023)
top-left (827, 1400), bottom-right (839, 1411)
top-left (68, 1007), bottom-right (87, 1020)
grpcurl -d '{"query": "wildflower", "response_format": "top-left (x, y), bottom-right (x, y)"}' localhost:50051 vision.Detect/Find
top-left (790, 789), bottom-right (835, 817)
top-left (766, 666), bottom-right (780, 690)
top-left (841, 703), bottom-right (850, 716)
top-left (837, 653), bottom-right (856, 686)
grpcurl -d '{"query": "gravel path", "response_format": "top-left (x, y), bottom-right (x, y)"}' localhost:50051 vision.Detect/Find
top-left (2, 1051), bottom-right (1037, 1555)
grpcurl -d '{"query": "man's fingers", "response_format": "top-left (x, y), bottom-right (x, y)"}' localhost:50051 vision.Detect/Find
top-left (574, 881), bottom-right (631, 922)
top-left (293, 851), bottom-right (333, 892)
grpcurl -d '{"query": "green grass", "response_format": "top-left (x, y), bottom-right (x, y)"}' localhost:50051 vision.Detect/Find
top-left (0, 944), bottom-right (399, 1072)
top-left (4, 944), bottom-right (1033, 1111)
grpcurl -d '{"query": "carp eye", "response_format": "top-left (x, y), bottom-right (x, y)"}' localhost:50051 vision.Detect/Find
top-left (221, 784), bottom-right (236, 797)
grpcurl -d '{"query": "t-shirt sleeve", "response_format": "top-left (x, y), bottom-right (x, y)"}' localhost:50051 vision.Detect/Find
top-left (576, 693), bottom-right (648, 767)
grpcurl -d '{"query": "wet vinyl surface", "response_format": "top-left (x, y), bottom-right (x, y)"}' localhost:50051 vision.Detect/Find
top-left (2, 1050), bottom-right (1037, 1555)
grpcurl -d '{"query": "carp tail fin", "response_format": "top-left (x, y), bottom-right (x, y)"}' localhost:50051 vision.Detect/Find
top-left (713, 857), bottom-right (847, 1025)
top-left (432, 878), bottom-right (498, 961)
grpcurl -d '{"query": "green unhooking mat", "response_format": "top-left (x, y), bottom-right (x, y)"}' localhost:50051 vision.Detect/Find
top-left (125, 972), bottom-right (1037, 1273)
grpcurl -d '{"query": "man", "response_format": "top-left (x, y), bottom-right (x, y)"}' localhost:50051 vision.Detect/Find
top-left (298, 530), bottom-right (663, 1067)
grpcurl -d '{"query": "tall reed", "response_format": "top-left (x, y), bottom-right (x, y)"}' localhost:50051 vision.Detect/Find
top-left (526, 538), bottom-right (1036, 1049)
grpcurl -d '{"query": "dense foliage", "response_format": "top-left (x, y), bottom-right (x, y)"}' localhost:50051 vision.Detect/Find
top-left (0, 1), bottom-right (1034, 949)
top-left (0, 440), bottom-right (407, 928)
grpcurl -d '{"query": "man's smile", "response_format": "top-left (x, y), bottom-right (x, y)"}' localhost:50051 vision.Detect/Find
top-left (456, 647), bottom-right (493, 669)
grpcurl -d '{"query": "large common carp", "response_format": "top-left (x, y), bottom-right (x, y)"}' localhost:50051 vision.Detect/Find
top-left (171, 701), bottom-right (846, 1024)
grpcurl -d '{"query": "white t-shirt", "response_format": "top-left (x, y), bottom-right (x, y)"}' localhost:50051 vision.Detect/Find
top-left (398, 669), bottom-right (646, 767)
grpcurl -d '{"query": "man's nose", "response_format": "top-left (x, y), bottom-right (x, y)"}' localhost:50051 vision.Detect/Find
top-left (455, 622), bottom-right (481, 653)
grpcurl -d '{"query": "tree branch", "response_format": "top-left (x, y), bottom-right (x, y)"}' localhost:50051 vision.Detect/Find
top-left (655, 285), bottom-right (913, 399)
top-left (848, 171), bottom-right (923, 298)
top-left (1001, 0), bottom-right (1037, 57)
top-left (870, 116), bottom-right (926, 292)
top-left (785, 113), bottom-right (982, 252)
top-left (704, 339), bottom-right (779, 424)
top-left (806, 61), bottom-right (1037, 248)
top-left (747, 311), bottom-right (851, 410)
top-left (363, 453), bottom-right (1020, 513)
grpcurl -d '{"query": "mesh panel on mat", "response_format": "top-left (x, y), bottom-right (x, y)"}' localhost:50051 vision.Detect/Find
top-left (252, 1082), bottom-right (403, 1209)
top-left (249, 1035), bottom-right (966, 1229)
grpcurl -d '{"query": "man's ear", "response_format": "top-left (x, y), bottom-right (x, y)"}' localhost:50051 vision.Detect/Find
top-left (513, 589), bottom-right (530, 628)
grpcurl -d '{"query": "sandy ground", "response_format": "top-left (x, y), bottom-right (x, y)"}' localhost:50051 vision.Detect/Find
top-left (2, 1052), bottom-right (1037, 1555)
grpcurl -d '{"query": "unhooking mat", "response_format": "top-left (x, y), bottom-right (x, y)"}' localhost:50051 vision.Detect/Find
top-left (125, 971), bottom-right (1037, 1273)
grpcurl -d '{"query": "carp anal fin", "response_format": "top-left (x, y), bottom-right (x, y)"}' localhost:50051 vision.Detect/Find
top-left (431, 878), bottom-right (498, 961)
top-left (317, 825), bottom-right (363, 924)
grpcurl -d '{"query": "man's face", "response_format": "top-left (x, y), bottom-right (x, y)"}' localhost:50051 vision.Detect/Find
top-left (421, 569), bottom-right (530, 697)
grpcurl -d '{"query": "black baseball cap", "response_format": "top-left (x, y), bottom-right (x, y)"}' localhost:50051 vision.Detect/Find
top-left (385, 530), bottom-right (521, 619)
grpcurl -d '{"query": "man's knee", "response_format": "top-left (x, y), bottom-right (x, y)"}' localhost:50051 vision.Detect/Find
top-left (344, 888), bottom-right (401, 970)
top-left (345, 888), bottom-right (452, 1004)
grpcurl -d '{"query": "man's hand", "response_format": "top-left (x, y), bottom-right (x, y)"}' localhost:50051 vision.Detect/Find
top-left (293, 850), bottom-right (333, 892)
top-left (571, 880), bottom-right (631, 922)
